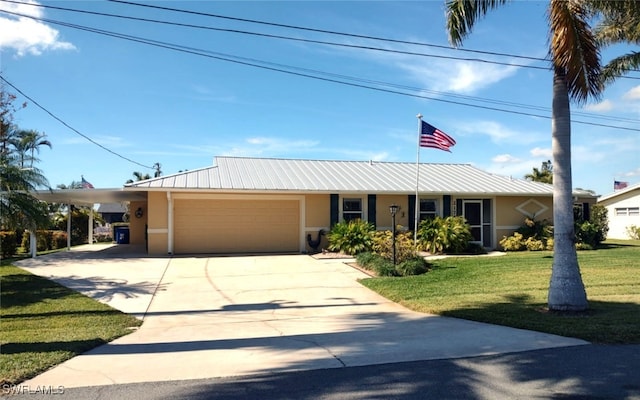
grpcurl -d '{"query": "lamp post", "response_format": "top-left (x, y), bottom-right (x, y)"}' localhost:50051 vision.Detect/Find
top-left (389, 204), bottom-right (399, 265)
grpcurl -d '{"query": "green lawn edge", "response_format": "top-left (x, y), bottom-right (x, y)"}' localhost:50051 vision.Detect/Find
top-left (360, 240), bottom-right (640, 344)
top-left (0, 263), bottom-right (142, 386)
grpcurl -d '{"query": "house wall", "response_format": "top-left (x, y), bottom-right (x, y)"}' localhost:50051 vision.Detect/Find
top-left (128, 201), bottom-right (147, 245)
top-left (304, 194), bottom-right (330, 252)
top-left (147, 191), bottom-right (169, 254)
top-left (495, 196), bottom-right (553, 244)
top-left (376, 195), bottom-right (410, 230)
top-left (599, 189), bottom-right (640, 239)
top-left (141, 190), bottom-right (569, 254)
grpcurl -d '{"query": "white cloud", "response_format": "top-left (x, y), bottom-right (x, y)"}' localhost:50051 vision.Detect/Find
top-left (401, 60), bottom-right (519, 94)
top-left (492, 154), bottom-right (521, 163)
top-left (455, 120), bottom-right (543, 145)
top-left (623, 85), bottom-right (640, 100)
top-left (530, 147), bottom-right (551, 158)
top-left (0, 1), bottom-right (75, 56)
top-left (624, 167), bottom-right (640, 177)
top-left (582, 99), bottom-right (614, 112)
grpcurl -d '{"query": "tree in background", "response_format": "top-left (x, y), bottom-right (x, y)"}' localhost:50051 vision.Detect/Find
top-left (446, 0), bottom-right (608, 311)
top-left (14, 129), bottom-right (52, 169)
top-left (0, 86), bottom-right (50, 231)
top-left (525, 160), bottom-right (554, 184)
top-left (126, 171), bottom-right (151, 184)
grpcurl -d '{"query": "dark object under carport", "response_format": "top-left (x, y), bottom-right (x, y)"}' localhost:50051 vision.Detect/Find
top-left (114, 227), bottom-right (130, 244)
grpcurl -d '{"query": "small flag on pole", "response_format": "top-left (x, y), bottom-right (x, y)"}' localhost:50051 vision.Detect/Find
top-left (420, 121), bottom-right (456, 152)
top-left (81, 176), bottom-right (94, 189)
top-left (614, 180), bottom-right (628, 190)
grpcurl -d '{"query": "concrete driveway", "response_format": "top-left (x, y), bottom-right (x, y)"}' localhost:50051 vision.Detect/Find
top-left (16, 244), bottom-right (587, 388)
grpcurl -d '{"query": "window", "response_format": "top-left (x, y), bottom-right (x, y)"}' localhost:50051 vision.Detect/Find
top-left (419, 199), bottom-right (437, 221)
top-left (616, 207), bottom-right (640, 216)
top-left (343, 198), bottom-right (362, 222)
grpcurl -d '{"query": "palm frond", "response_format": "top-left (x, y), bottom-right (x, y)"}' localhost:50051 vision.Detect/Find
top-left (446, 0), bottom-right (511, 46)
top-left (601, 52), bottom-right (640, 84)
top-left (549, 0), bottom-right (602, 104)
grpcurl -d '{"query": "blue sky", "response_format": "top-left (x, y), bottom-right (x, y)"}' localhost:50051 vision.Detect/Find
top-left (1, 0), bottom-right (638, 196)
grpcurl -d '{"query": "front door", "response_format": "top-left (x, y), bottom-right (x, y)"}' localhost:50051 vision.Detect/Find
top-left (463, 200), bottom-right (483, 244)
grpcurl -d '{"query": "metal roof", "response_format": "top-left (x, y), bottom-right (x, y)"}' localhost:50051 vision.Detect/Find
top-left (125, 156), bottom-right (569, 196)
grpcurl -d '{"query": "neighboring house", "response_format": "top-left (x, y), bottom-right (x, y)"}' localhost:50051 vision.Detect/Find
top-left (123, 156), bottom-right (597, 255)
top-left (97, 203), bottom-right (127, 224)
top-left (597, 183), bottom-right (640, 239)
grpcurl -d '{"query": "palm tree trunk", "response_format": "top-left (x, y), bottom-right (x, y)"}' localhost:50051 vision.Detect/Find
top-left (548, 69), bottom-right (588, 311)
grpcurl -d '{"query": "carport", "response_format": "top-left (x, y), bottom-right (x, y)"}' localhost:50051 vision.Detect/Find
top-left (31, 188), bottom-right (147, 257)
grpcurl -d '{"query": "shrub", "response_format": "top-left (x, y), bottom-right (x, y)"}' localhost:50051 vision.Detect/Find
top-left (525, 237), bottom-right (546, 251)
top-left (517, 217), bottom-right (552, 241)
top-left (500, 232), bottom-right (526, 251)
top-left (51, 231), bottom-right (68, 249)
top-left (36, 230), bottom-right (53, 251)
top-left (417, 216), bottom-right (472, 254)
top-left (575, 221), bottom-right (600, 248)
top-left (546, 237), bottom-right (554, 251)
top-left (395, 257), bottom-right (429, 276)
top-left (0, 231), bottom-right (18, 258)
top-left (627, 225), bottom-right (640, 240)
top-left (587, 204), bottom-right (608, 244)
top-left (356, 252), bottom-right (429, 277)
top-left (371, 230), bottom-right (417, 263)
top-left (327, 220), bottom-right (374, 255)
top-left (576, 242), bottom-right (593, 251)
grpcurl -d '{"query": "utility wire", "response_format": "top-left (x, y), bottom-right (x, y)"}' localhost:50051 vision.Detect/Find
top-left (3, 9), bottom-right (640, 132)
top-left (108, 0), bottom-right (640, 76)
top-left (0, 0), bottom-right (549, 71)
top-left (0, 76), bottom-right (155, 170)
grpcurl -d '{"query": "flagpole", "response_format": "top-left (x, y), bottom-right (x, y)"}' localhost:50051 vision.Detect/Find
top-left (414, 113), bottom-right (423, 245)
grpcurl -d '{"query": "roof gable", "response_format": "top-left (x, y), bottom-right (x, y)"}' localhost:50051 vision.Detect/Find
top-left (125, 156), bottom-right (559, 195)
top-left (597, 182), bottom-right (640, 204)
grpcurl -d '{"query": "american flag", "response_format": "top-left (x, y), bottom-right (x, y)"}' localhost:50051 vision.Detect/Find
top-left (420, 121), bottom-right (456, 152)
top-left (81, 176), bottom-right (94, 189)
top-left (614, 180), bottom-right (628, 190)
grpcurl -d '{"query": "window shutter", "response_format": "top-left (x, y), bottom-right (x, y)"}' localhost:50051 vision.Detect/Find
top-left (368, 194), bottom-right (376, 227)
top-left (330, 194), bottom-right (339, 226)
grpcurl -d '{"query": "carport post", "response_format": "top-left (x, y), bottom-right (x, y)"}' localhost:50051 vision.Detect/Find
top-left (30, 229), bottom-right (36, 258)
top-left (67, 203), bottom-right (72, 250)
top-left (88, 206), bottom-right (94, 244)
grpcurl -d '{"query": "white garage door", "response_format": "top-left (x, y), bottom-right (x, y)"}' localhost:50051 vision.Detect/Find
top-left (174, 199), bottom-right (300, 254)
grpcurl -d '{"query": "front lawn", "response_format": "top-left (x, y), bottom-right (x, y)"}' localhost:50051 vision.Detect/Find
top-left (0, 263), bottom-right (141, 386)
top-left (360, 240), bottom-right (640, 343)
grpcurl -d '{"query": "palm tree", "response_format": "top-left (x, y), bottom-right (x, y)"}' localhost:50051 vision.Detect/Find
top-left (16, 129), bottom-right (52, 168)
top-left (446, 0), bottom-right (605, 311)
top-left (126, 171), bottom-right (152, 184)
top-left (525, 160), bottom-right (553, 184)
top-left (0, 88), bottom-right (50, 230)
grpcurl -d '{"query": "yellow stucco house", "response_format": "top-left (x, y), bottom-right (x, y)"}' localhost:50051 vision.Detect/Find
top-left (115, 156), bottom-right (596, 255)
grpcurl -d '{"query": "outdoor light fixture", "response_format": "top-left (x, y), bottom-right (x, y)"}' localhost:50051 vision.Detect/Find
top-left (389, 204), bottom-right (399, 265)
top-left (135, 207), bottom-right (144, 219)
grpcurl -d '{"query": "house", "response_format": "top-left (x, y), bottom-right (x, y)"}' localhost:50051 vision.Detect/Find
top-left (597, 183), bottom-right (640, 239)
top-left (122, 156), bottom-right (597, 255)
top-left (97, 203), bottom-right (127, 224)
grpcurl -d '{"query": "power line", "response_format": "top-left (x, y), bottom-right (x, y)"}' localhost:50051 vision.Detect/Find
top-left (3, 9), bottom-right (640, 132)
top-left (107, 0), bottom-right (640, 77)
top-left (0, 0), bottom-right (549, 71)
top-left (0, 76), bottom-right (156, 170)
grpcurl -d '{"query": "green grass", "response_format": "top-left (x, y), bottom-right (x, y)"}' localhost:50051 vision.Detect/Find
top-left (360, 239), bottom-right (640, 344)
top-left (0, 263), bottom-right (141, 386)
